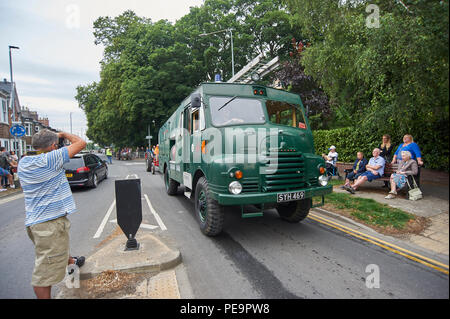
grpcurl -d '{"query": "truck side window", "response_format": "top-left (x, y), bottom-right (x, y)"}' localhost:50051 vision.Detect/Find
top-left (184, 108), bottom-right (191, 134)
top-left (192, 108), bottom-right (200, 133)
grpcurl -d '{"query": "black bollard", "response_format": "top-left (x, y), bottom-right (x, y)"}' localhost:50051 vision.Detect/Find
top-left (115, 179), bottom-right (142, 251)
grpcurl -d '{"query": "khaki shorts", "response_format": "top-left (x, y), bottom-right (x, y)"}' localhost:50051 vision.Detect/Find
top-left (27, 216), bottom-right (71, 287)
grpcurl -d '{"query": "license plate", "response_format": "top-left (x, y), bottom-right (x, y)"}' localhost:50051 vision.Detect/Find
top-left (66, 174), bottom-right (73, 178)
top-left (277, 191), bottom-right (305, 203)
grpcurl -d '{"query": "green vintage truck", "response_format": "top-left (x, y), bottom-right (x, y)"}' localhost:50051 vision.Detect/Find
top-left (158, 83), bottom-right (332, 236)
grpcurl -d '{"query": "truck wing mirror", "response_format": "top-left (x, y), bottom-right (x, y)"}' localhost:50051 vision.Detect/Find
top-left (191, 93), bottom-right (201, 108)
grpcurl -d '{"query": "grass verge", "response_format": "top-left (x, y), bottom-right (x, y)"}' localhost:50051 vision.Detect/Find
top-left (313, 182), bottom-right (429, 235)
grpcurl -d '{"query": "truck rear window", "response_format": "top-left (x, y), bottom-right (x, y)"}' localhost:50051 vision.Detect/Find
top-left (209, 96), bottom-right (265, 127)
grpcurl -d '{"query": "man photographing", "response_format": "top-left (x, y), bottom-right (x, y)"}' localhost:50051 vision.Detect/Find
top-left (18, 129), bottom-right (86, 299)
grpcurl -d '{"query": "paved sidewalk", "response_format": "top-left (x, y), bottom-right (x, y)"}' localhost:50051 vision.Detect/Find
top-left (56, 229), bottom-right (184, 299)
top-left (333, 168), bottom-right (449, 257)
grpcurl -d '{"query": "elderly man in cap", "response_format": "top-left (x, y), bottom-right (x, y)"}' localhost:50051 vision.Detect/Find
top-left (18, 129), bottom-right (87, 298)
top-left (322, 145), bottom-right (338, 177)
top-left (345, 148), bottom-right (386, 194)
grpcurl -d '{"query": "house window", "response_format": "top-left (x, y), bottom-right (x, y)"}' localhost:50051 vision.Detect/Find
top-left (1, 99), bottom-right (7, 123)
top-left (25, 123), bottom-right (32, 136)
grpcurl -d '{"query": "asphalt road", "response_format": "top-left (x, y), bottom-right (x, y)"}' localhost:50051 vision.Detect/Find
top-left (0, 158), bottom-right (448, 299)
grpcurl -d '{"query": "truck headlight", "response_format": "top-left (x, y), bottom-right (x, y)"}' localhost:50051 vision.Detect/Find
top-left (318, 175), bottom-right (328, 186)
top-left (229, 181), bottom-right (242, 195)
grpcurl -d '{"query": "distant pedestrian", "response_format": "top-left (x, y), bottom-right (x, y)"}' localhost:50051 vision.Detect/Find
top-left (0, 147), bottom-right (15, 190)
top-left (18, 129), bottom-right (87, 299)
top-left (106, 147), bottom-right (113, 164)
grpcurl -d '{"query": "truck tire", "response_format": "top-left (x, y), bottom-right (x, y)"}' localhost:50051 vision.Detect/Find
top-left (164, 168), bottom-right (178, 195)
top-left (195, 176), bottom-right (224, 236)
top-left (276, 198), bottom-right (311, 223)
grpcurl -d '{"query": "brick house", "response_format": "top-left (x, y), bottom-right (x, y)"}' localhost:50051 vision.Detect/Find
top-left (0, 79), bottom-right (21, 152)
top-left (0, 79), bottom-right (55, 155)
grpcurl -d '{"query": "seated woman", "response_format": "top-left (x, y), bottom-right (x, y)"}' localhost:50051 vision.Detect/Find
top-left (341, 151), bottom-right (367, 189)
top-left (385, 151), bottom-right (418, 199)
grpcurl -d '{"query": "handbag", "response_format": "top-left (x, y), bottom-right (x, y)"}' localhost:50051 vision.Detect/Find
top-left (406, 177), bottom-right (422, 201)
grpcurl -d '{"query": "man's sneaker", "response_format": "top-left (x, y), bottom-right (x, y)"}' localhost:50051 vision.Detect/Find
top-left (388, 190), bottom-right (397, 195)
top-left (385, 194), bottom-right (396, 199)
top-left (0, 188), bottom-right (7, 192)
top-left (73, 256), bottom-right (85, 268)
top-left (345, 186), bottom-right (356, 194)
top-left (68, 256), bottom-right (86, 275)
top-left (10, 185), bottom-right (15, 189)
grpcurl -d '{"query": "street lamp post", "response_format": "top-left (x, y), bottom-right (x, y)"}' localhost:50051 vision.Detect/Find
top-left (199, 29), bottom-right (235, 79)
top-left (148, 119), bottom-right (156, 150)
top-left (9, 45), bottom-right (19, 155)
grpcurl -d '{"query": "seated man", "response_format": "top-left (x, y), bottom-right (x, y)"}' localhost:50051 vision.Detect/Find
top-left (341, 151), bottom-right (367, 189)
top-left (345, 148), bottom-right (385, 194)
top-left (322, 145), bottom-right (338, 176)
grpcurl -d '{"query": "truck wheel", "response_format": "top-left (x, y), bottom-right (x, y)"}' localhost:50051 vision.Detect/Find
top-left (276, 198), bottom-right (311, 223)
top-left (195, 176), bottom-right (224, 236)
top-left (164, 168), bottom-right (178, 195)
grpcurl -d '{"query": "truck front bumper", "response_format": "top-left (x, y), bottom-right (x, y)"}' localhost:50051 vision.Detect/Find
top-left (210, 185), bottom-right (333, 206)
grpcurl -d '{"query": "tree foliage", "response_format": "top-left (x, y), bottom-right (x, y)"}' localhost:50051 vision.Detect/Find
top-left (286, 0), bottom-right (449, 170)
top-left (76, 1), bottom-right (302, 148)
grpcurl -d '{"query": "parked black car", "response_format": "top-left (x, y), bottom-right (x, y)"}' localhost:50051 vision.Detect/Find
top-left (63, 153), bottom-right (108, 188)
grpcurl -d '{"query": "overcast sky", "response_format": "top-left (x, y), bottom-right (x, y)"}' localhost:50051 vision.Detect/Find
top-left (0, 0), bottom-right (204, 141)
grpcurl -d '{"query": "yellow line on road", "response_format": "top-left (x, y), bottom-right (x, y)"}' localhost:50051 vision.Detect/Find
top-left (308, 213), bottom-right (449, 275)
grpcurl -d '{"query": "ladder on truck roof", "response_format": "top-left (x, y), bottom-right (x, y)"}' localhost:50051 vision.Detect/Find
top-left (227, 53), bottom-right (281, 84)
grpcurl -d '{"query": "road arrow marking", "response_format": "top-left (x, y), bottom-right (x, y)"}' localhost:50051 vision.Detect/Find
top-left (144, 194), bottom-right (167, 231)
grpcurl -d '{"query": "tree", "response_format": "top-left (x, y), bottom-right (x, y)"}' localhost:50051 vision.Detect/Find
top-left (286, 0), bottom-right (449, 170)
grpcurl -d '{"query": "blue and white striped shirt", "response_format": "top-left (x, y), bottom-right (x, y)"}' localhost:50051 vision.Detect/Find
top-left (18, 147), bottom-right (76, 227)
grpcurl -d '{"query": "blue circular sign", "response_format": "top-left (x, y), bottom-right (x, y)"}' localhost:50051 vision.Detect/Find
top-left (10, 124), bottom-right (26, 137)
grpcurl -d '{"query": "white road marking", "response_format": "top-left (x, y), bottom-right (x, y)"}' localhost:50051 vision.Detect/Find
top-left (109, 219), bottom-right (158, 230)
top-left (0, 192), bottom-right (24, 205)
top-left (93, 200), bottom-right (116, 239)
top-left (125, 174), bottom-right (138, 179)
top-left (144, 194), bottom-right (167, 231)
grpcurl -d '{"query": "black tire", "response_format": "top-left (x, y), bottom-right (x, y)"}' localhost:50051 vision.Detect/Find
top-left (276, 198), bottom-right (311, 223)
top-left (91, 174), bottom-right (98, 188)
top-left (195, 176), bottom-right (225, 236)
top-left (164, 167), bottom-right (178, 195)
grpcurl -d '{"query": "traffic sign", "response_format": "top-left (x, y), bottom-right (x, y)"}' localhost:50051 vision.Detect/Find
top-left (145, 135), bottom-right (153, 139)
top-left (10, 124), bottom-right (26, 137)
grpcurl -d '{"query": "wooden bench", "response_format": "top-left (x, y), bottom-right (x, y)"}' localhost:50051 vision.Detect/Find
top-left (335, 161), bottom-right (398, 181)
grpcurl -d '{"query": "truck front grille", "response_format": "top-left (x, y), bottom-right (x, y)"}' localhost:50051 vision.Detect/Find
top-left (261, 151), bottom-right (306, 192)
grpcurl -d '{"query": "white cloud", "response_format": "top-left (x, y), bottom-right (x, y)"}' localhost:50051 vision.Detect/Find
top-left (14, 74), bottom-right (53, 86)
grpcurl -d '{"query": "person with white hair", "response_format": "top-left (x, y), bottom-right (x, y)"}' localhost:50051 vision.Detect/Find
top-left (345, 148), bottom-right (385, 194)
top-left (385, 150), bottom-right (418, 199)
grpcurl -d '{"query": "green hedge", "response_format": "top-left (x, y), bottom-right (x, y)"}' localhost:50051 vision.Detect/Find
top-left (312, 127), bottom-right (449, 171)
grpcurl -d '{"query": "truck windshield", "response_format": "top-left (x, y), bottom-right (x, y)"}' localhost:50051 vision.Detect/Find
top-left (266, 100), bottom-right (307, 129)
top-left (209, 96), bottom-right (265, 127)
